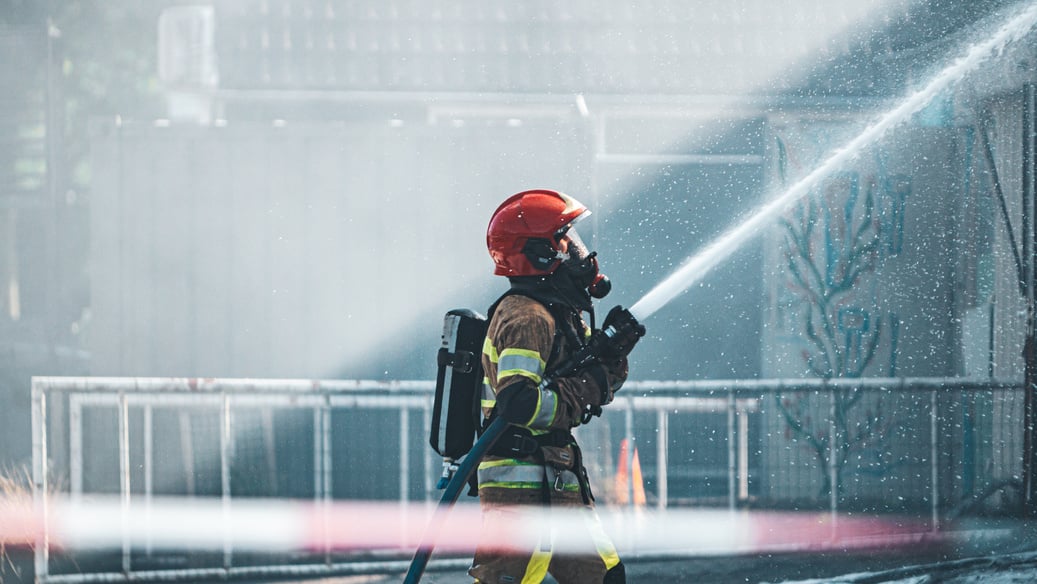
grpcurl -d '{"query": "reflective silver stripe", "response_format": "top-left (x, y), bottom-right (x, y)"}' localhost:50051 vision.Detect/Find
top-left (478, 462), bottom-right (581, 490)
top-left (481, 380), bottom-right (496, 408)
top-left (478, 462), bottom-right (545, 485)
top-left (529, 389), bottom-right (558, 429)
top-left (497, 353), bottom-right (545, 382)
top-left (483, 336), bottom-right (499, 362)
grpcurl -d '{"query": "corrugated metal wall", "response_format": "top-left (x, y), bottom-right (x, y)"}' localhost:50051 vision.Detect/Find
top-left (986, 92), bottom-right (1030, 488)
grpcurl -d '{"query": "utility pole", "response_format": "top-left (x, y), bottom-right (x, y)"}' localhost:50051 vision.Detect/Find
top-left (1024, 83), bottom-right (1037, 516)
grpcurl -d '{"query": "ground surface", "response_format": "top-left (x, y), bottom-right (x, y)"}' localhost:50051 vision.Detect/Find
top-left (10, 518), bottom-right (1037, 583)
top-left (277, 520), bottom-right (1037, 584)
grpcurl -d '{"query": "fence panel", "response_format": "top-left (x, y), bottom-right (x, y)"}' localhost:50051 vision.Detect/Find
top-left (32, 376), bottom-right (1021, 583)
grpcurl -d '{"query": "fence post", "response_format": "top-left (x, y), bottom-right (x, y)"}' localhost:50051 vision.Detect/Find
top-left (179, 411), bottom-right (196, 496)
top-left (144, 404), bottom-right (154, 555)
top-left (657, 409), bottom-right (668, 510)
top-left (727, 391), bottom-right (736, 511)
top-left (931, 389), bottom-right (940, 531)
top-left (31, 379), bottom-right (50, 582)
top-left (315, 396), bottom-right (332, 564)
top-left (119, 391), bottom-right (131, 574)
top-left (828, 385), bottom-right (838, 538)
top-left (738, 401), bottom-right (750, 500)
top-left (400, 407), bottom-right (412, 550)
top-left (423, 404), bottom-right (433, 502)
top-left (400, 408), bottom-right (410, 504)
top-left (220, 393), bottom-right (233, 571)
top-left (70, 394), bottom-right (82, 502)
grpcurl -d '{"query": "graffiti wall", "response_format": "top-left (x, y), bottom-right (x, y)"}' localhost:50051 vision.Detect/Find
top-left (759, 117), bottom-right (972, 504)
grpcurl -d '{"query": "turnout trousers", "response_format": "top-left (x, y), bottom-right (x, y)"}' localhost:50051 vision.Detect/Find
top-left (469, 481), bottom-right (623, 584)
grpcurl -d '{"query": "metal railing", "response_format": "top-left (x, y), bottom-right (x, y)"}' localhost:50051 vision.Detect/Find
top-left (31, 375), bottom-right (1022, 583)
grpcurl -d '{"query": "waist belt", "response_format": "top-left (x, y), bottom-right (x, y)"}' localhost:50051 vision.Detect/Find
top-left (486, 425), bottom-right (573, 458)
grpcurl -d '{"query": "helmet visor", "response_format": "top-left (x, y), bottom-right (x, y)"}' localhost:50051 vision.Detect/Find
top-left (556, 212), bottom-right (592, 261)
top-left (562, 226), bottom-right (591, 261)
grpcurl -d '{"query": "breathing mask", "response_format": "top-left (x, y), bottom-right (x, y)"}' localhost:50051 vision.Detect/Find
top-left (556, 223), bottom-right (611, 299)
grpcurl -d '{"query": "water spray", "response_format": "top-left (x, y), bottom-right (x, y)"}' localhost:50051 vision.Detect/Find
top-left (629, 1), bottom-right (1037, 323)
top-left (408, 6), bottom-right (1037, 582)
top-left (403, 7), bottom-right (1037, 581)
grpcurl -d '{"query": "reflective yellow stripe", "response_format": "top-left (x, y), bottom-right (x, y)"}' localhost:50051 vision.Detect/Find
top-left (497, 348), bottom-right (544, 370)
top-left (478, 458), bottom-right (537, 469)
top-left (481, 379), bottom-right (496, 408)
top-left (482, 336), bottom-right (499, 362)
top-left (474, 481), bottom-right (543, 491)
top-left (478, 461), bottom-right (581, 491)
top-left (528, 389), bottom-right (558, 429)
top-left (476, 481), bottom-right (580, 493)
top-left (481, 337), bottom-right (554, 428)
top-left (525, 387), bottom-right (542, 426)
top-left (522, 549), bottom-right (551, 584)
top-left (498, 368), bottom-right (542, 384)
top-left (478, 462), bottom-right (544, 485)
top-left (583, 508), bottom-right (621, 570)
top-left (497, 348), bottom-right (545, 384)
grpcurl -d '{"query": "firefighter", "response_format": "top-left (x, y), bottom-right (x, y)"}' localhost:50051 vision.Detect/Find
top-left (471, 189), bottom-right (645, 584)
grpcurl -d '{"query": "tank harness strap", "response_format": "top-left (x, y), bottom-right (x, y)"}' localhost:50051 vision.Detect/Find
top-left (571, 441), bottom-right (594, 504)
top-left (485, 426), bottom-right (573, 458)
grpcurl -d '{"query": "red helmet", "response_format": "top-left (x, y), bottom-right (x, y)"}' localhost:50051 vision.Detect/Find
top-left (486, 189), bottom-right (590, 276)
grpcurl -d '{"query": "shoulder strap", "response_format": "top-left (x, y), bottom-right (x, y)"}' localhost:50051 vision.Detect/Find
top-left (484, 288), bottom-right (518, 324)
top-left (488, 287), bottom-right (579, 373)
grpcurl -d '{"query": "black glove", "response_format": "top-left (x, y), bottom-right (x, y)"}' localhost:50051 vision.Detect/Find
top-left (574, 356), bottom-right (629, 425)
top-left (593, 305), bottom-right (646, 361)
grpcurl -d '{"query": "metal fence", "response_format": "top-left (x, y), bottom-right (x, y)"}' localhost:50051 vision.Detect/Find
top-left (31, 376), bottom-right (1022, 583)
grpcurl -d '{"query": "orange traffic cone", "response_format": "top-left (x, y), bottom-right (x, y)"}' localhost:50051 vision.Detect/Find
top-left (615, 439), bottom-right (647, 506)
top-left (631, 444), bottom-right (647, 506)
top-left (615, 439), bottom-right (630, 505)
